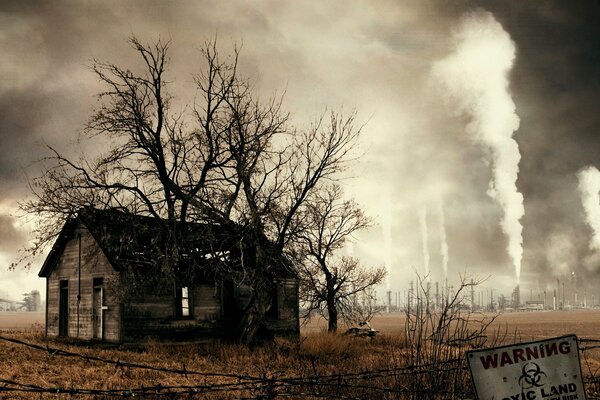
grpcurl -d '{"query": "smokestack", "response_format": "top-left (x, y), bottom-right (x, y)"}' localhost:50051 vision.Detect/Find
top-left (408, 281), bottom-right (414, 314)
top-left (543, 290), bottom-right (546, 310)
top-left (387, 290), bottom-right (392, 313)
top-left (470, 279), bottom-right (475, 311)
top-left (419, 207), bottom-right (430, 278)
top-left (573, 271), bottom-right (578, 308)
top-left (426, 281), bottom-right (431, 300)
top-left (432, 11), bottom-right (524, 284)
top-left (381, 199), bottom-right (393, 291)
top-left (437, 201), bottom-right (449, 280)
top-left (445, 277), bottom-right (449, 307)
top-left (512, 285), bottom-right (520, 310)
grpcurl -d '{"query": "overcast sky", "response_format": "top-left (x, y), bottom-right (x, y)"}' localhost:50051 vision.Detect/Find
top-left (1, 0), bottom-right (599, 303)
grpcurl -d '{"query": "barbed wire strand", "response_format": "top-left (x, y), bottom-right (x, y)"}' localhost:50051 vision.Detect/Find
top-left (1, 334), bottom-right (599, 398)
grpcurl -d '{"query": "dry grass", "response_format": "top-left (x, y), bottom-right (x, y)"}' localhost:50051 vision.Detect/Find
top-left (304, 310), bottom-right (600, 340)
top-left (2, 310), bottom-right (600, 398)
top-left (0, 328), bottom-right (412, 399)
top-left (0, 311), bottom-right (44, 329)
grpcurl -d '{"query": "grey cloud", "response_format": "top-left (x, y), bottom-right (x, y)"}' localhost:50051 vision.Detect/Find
top-left (0, 215), bottom-right (26, 253)
top-left (0, 0), bottom-right (599, 299)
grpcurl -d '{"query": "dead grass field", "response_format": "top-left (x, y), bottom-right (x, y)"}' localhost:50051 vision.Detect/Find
top-left (0, 311), bottom-right (44, 330)
top-left (304, 309), bottom-right (600, 340)
top-left (1, 310), bottom-right (600, 398)
top-left (3, 309), bottom-right (600, 340)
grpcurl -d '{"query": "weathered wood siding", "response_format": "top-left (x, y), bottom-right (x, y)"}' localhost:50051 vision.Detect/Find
top-left (223, 279), bottom-right (300, 338)
top-left (121, 279), bottom-right (299, 340)
top-left (266, 278), bottom-right (300, 338)
top-left (192, 282), bottom-right (221, 324)
top-left (46, 224), bottom-right (121, 342)
top-left (122, 282), bottom-right (222, 341)
top-left (44, 222), bottom-right (299, 342)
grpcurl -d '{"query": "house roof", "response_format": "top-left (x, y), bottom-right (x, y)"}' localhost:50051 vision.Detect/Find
top-left (38, 207), bottom-right (295, 279)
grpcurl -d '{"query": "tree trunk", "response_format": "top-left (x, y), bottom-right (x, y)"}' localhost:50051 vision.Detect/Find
top-left (233, 227), bottom-right (276, 344)
top-left (327, 299), bottom-right (338, 332)
top-left (325, 272), bottom-right (338, 332)
top-left (234, 280), bottom-right (273, 344)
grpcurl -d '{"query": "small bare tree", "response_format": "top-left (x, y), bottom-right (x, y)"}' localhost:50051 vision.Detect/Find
top-left (297, 184), bottom-right (386, 332)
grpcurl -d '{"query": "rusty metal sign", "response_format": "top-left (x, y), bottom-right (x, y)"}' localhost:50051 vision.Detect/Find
top-left (467, 334), bottom-right (586, 400)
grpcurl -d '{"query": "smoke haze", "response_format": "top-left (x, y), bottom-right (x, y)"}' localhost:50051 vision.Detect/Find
top-left (0, 1), bottom-right (599, 300)
top-left (381, 199), bottom-right (393, 289)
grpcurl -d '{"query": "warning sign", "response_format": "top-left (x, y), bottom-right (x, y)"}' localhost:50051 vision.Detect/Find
top-left (467, 335), bottom-right (586, 400)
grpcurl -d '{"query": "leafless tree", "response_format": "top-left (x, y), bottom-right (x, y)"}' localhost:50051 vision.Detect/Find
top-left (297, 184), bottom-right (386, 332)
top-left (19, 37), bottom-right (363, 343)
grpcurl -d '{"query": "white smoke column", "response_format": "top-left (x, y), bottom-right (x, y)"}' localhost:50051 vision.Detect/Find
top-left (432, 11), bottom-right (524, 283)
top-left (419, 207), bottom-right (430, 277)
top-left (577, 166), bottom-right (600, 251)
top-left (381, 200), bottom-right (393, 289)
top-left (437, 200), bottom-right (449, 280)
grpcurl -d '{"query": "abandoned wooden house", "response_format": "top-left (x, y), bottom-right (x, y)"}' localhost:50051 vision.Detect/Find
top-left (38, 208), bottom-right (300, 343)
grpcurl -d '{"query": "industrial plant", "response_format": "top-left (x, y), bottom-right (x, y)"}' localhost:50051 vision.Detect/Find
top-left (376, 272), bottom-right (598, 315)
top-left (0, 290), bottom-right (42, 312)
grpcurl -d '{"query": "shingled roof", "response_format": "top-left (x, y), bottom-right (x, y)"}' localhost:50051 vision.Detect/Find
top-left (38, 207), bottom-right (295, 279)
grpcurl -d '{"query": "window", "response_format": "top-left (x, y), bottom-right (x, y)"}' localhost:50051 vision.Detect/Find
top-left (176, 287), bottom-right (190, 318)
top-left (266, 284), bottom-right (279, 319)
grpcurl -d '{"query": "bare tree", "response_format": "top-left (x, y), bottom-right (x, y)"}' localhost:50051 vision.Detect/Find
top-left (20, 38), bottom-right (363, 343)
top-left (222, 108), bottom-right (363, 341)
top-left (297, 184), bottom-right (386, 332)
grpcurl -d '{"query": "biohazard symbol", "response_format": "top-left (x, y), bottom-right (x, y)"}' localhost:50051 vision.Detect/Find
top-left (518, 362), bottom-right (546, 389)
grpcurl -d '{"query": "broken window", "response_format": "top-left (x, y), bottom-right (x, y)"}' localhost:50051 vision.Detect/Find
top-left (176, 287), bottom-right (190, 318)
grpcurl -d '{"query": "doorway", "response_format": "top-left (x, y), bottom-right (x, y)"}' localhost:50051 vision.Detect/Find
top-left (92, 277), bottom-right (104, 340)
top-left (58, 280), bottom-right (69, 336)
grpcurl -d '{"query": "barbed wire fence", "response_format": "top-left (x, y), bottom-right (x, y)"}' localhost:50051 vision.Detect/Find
top-left (2, 334), bottom-right (600, 399)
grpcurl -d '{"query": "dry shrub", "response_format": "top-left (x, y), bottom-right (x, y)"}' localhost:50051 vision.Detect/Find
top-left (398, 276), bottom-right (515, 399)
top-left (300, 332), bottom-right (363, 361)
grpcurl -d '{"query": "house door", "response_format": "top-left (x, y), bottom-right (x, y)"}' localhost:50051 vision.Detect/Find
top-left (59, 280), bottom-right (69, 336)
top-left (223, 280), bottom-right (238, 318)
top-left (92, 278), bottom-right (104, 340)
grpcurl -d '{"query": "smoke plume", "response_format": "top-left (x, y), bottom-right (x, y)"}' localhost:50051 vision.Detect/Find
top-left (437, 200), bottom-right (449, 280)
top-left (432, 11), bottom-right (524, 283)
top-left (577, 166), bottom-right (600, 251)
top-left (419, 207), bottom-right (430, 277)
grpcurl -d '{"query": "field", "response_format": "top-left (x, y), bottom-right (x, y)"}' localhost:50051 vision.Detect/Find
top-left (2, 310), bottom-right (600, 398)
top-left (0, 311), bottom-right (44, 330)
top-left (304, 309), bottom-right (600, 340)
top-left (4, 309), bottom-right (600, 339)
